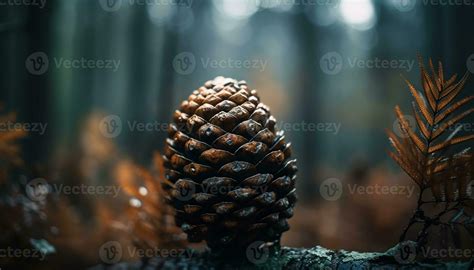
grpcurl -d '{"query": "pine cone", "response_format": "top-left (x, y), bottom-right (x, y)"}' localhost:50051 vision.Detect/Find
top-left (162, 76), bottom-right (297, 252)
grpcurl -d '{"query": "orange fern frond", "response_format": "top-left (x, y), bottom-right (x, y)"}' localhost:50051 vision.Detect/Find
top-left (388, 57), bottom-right (474, 201)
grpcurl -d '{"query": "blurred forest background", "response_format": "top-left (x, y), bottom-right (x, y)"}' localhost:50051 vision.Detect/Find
top-left (1, 0), bottom-right (474, 268)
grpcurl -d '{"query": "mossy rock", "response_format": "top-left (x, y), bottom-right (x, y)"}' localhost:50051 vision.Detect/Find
top-left (94, 243), bottom-right (474, 270)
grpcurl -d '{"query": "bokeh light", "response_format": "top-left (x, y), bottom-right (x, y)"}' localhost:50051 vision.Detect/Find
top-left (339, 0), bottom-right (376, 30)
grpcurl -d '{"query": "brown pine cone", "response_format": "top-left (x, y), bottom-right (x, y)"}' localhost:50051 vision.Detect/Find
top-left (162, 76), bottom-right (297, 252)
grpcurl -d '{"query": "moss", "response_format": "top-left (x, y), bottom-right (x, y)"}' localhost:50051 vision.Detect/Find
top-left (94, 244), bottom-right (474, 270)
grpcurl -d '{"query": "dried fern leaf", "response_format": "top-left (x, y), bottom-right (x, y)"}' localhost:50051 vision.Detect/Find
top-left (417, 55), bottom-right (435, 86)
top-left (445, 74), bottom-right (458, 88)
top-left (441, 72), bottom-right (469, 99)
top-left (403, 78), bottom-right (434, 124)
top-left (438, 61), bottom-right (445, 86)
top-left (387, 131), bottom-right (406, 157)
top-left (412, 103), bottom-right (431, 139)
top-left (386, 129), bottom-right (421, 164)
top-left (395, 106), bottom-right (427, 152)
top-left (422, 69), bottom-right (439, 105)
top-left (431, 153), bottom-right (471, 176)
top-left (435, 96), bottom-right (474, 123)
top-left (429, 135), bottom-right (474, 153)
top-left (407, 127), bottom-right (427, 153)
top-left (389, 57), bottom-right (473, 202)
top-left (433, 161), bottom-right (449, 174)
top-left (439, 84), bottom-right (465, 111)
top-left (432, 108), bottom-right (474, 140)
top-left (387, 132), bottom-right (424, 177)
top-left (429, 58), bottom-right (442, 91)
top-left (407, 138), bottom-right (424, 165)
